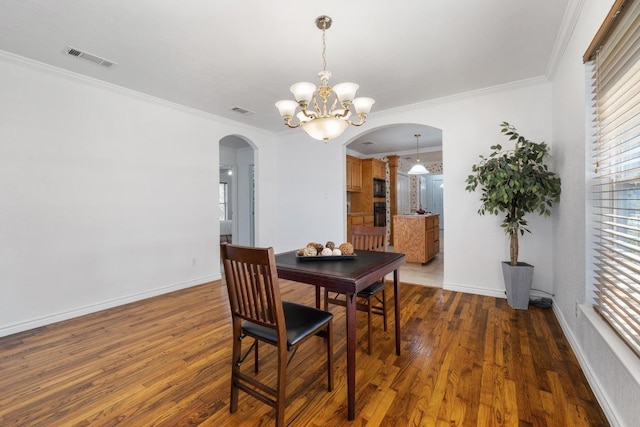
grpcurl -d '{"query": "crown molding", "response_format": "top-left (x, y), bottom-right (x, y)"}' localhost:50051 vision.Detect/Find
top-left (376, 75), bottom-right (550, 117)
top-left (547, 0), bottom-right (586, 79)
top-left (0, 49), bottom-right (271, 137)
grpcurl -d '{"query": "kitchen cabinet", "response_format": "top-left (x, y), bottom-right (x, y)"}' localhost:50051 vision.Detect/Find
top-left (346, 213), bottom-right (374, 241)
top-left (364, 214), bottom-right (374, 227)
top-left (372, 159), bottom-right (386, 180)
top-left (347, 213), bottom-right (363, 241)
top-left (346, 155), bottom-right (362, 192)
top-left (346, 157), bottom-right (386, 239)
top-left (393, 214), bottom-right (440, 263)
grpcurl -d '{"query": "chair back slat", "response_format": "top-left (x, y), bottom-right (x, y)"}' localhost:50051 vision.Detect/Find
top-left (351, 226), bottom-right (387, 252)
top-left (221, 244), bottom-right (285, 332)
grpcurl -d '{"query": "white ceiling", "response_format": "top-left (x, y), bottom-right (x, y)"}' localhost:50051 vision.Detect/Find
top-left (0, 1), bottom-right (570, 160)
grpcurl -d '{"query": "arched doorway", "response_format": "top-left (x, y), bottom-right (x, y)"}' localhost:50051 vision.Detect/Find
top-left (219, 135), bottom-right (256, 246)
top-left (345, 123), bottom-right (444, 287)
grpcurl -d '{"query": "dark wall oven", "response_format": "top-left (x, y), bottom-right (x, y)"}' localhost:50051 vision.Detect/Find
top-left (373, 202), bottom-right (386, 227)
top-left (373, 178), bottom-right (385, 198)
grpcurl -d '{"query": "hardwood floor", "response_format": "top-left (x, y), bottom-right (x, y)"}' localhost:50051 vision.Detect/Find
top-left (0, 280), bottom-right (608, 426)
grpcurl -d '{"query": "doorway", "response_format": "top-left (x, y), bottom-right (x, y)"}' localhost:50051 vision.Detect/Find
top-left (420, 174), bottom-right (444, 229)
top-left (219, 135), bottom-right (255, 246)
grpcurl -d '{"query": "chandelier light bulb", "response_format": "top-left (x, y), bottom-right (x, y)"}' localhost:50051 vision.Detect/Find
top-left (290, 82), bottom-right (316, 103)
top-left (332, 82), bottom-right (359, 103)
top-left (275, 100), bottom-right (298, 118)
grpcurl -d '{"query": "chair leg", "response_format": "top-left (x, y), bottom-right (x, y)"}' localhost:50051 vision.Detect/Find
top-left (382, 289), bottom-right (388, 332)
top-left (230, 324), bottom-right (242, 413)
top-left (326, 319), bottom-right (334, 392)
top-left (254, 340), bottom-right (259, 373)
top-left (275, 344), bottom-right (287, 427)
top-left (367, 297), bottom-right (373, 355)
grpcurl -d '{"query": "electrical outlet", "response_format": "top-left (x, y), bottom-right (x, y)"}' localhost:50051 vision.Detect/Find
top-left (192, 258), bottom-right (197, 267)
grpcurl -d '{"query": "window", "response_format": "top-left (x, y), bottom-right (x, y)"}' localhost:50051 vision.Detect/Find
top-left (219, 182), bottom-right (228, 220)
top-left (588, 0), bottom-right (640, 357)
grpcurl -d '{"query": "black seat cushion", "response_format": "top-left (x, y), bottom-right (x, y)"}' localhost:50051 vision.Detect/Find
top-left (242, 301), bottom-right (333, 348)
top-left (357, 281), bottom-right (385, 297)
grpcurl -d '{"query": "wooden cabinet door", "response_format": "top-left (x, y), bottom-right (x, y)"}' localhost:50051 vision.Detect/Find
top-left (394, 216), bottom-right (427, 263)
top-left (351, 158), bottom-right (362, 192)
top-left (364, 215), bottom-right (374, 227)
top-left (372, 160), bottom-right (385, 180)
top-left (347, 214), bottom-right (364, 241)
top-left (346, 156), bottom-right (362, 192)
top-left (426, 228), bottom-right (436, 259)
top-left (346, 156), bottom-right (353, 191)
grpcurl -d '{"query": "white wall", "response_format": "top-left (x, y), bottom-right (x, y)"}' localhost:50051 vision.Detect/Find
top-left (551, 1), bottom-right (640, 425)
top-left (0, 53), bottom-right (276, 336)
top-left (273, 131), bottom-right (347, 250)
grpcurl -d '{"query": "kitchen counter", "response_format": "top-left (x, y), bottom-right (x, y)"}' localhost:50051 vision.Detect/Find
top-left (393, 214), bottom-right (440, 263)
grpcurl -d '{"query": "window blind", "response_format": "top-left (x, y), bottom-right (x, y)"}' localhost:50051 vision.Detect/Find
top-left (592, 0), bottom-right (640, 358)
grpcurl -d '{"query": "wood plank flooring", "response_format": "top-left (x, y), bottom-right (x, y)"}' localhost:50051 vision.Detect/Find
top-left (0, 281), bottom-right (608, 426)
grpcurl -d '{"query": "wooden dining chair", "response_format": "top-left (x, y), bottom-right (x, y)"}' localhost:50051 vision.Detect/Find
top-left (324, 225), bottom-right (388, 354)
top-left (220, 243), bottom-right (334, 427)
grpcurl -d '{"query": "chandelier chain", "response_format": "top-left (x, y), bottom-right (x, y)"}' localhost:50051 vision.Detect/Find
top-left (321, 22), bottom-right (327, 72)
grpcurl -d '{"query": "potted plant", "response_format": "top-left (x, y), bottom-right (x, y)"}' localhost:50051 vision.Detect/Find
top-left (465, 122), bottom-right (561, 309)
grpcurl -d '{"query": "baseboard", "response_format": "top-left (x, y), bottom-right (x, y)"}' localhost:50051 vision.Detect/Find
top-left (552, 303), bottom-right (620, 426)
top-left (443, 281), bottom-right (507, 299)
top-left (0, 274), bottom-right (221, 338)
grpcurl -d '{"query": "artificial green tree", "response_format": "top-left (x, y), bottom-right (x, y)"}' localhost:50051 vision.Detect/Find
top-left (465, 122), bottom-right (562, 266)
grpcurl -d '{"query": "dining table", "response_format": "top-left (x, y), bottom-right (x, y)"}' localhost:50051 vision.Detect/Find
top-left (274, 249), bottom-right (406, 420)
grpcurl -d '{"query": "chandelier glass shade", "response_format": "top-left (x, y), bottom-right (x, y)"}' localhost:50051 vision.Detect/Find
top-left (275, 16), bottom-right (375, 142)
top-left (408, 133), bottom-right (429, 175)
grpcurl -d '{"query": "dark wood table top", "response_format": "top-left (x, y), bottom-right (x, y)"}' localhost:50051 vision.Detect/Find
top-left (275, 250), bottom-right (405, 294)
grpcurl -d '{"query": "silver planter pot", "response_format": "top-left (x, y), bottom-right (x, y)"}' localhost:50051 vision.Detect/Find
top-left (501, 261), bottom-right (534, 310)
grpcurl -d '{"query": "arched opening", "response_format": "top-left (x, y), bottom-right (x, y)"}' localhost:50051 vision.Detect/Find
top-left (219, 134), bottom-right (256, 246)
top-left (345, 123), bottom-right (443, 287)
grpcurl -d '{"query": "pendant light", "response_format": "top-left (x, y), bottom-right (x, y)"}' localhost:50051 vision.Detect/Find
top-left (408, 133), bottom-right (429, 175)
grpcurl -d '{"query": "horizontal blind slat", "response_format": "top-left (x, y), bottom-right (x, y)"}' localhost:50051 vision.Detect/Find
top-left (597, 279), bottom-right (640, 307)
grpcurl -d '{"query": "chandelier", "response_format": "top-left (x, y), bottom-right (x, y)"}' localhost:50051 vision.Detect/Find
top-left (408, 133), bottom-right (429, 175)
top-left (275, 16), bottom-right (375, 142)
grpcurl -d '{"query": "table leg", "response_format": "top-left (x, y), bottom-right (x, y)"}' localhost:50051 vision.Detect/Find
top-left (394, 269), bottom-right (401, 355)
top-left (315, 287), bottom-right (321, 309)
top-left (346, 292), bottom-right (356, 420)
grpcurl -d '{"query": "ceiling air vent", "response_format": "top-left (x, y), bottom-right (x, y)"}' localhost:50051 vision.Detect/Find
top-left (231, 107), bottom-right (254, 116)
top-left (63, 46), bottom-right (117, 68)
